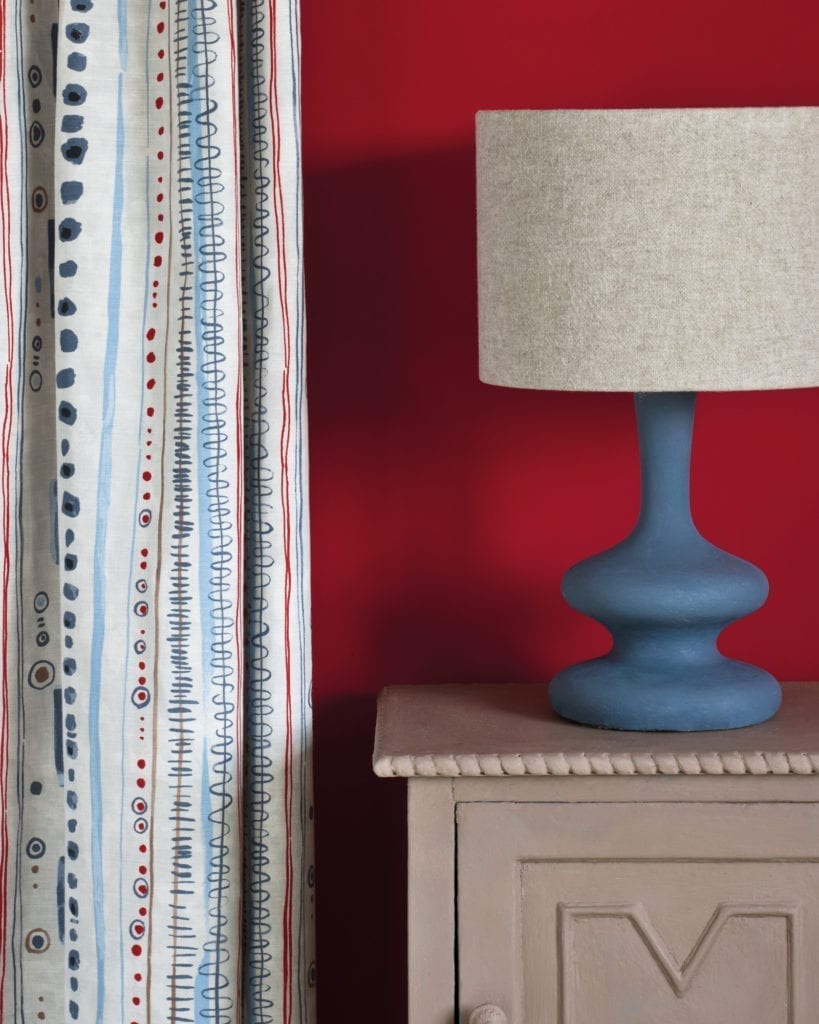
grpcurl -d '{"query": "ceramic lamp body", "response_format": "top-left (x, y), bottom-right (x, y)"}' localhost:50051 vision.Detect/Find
top-left (549, 393), bottom-right (781, 731)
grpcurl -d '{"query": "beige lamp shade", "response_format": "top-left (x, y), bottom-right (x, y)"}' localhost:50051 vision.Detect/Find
top-left (477, 108), bottom-right (819, 391)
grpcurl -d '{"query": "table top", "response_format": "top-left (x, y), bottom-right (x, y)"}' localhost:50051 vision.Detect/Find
top-left (373, 682), bottom-right (819, 778)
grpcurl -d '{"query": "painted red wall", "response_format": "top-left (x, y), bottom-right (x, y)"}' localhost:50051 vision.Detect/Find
top-left (302, 2), bottom-right (819, 1019)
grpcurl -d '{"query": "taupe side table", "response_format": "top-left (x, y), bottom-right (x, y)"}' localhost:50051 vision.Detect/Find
top-left (373, 682), bottom-right (819, 1024)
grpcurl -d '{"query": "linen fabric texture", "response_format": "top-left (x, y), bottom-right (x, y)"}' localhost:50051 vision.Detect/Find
top-left (477, 108), bottom-right (819, 392)
top-left (0, 2), bottom-right (314, 1023)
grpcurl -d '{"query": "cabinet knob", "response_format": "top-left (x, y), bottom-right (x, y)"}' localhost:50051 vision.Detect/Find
top-left (468, 1005), bottom-right (508, 1024)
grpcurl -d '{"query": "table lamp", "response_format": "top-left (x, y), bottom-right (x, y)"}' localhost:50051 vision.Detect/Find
top-left (477, 107), bottom-right (818, 732)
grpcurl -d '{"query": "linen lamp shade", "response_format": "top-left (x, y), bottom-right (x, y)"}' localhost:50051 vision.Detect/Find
top-left (477, 107), bottom-right (819, 392)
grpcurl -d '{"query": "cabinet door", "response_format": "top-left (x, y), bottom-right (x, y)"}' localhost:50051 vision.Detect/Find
top-left (456, 801), bottom-right (819, 1024)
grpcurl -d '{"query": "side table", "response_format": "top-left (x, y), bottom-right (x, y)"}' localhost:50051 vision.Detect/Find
top-left (374, 682), bottom-right (819, 1024)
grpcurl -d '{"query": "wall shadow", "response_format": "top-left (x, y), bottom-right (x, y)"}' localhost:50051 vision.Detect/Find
top-left (304, 146), bottom-right (629, 1023)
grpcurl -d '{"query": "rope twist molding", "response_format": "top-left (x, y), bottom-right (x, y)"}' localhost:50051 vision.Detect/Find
top-left (373, 750), bottom-right (819, 778)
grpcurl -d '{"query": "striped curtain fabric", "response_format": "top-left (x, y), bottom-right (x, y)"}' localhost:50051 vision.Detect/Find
top-left (0, 2), bottom-right (314, 1023)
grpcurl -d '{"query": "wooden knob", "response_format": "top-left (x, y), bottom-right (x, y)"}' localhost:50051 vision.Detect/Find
top-left (468, 1005), bottom-right (508, 1024)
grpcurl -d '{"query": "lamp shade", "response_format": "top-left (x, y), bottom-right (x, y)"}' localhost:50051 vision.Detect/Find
top-left (477, 108), bottom-right (819, 392)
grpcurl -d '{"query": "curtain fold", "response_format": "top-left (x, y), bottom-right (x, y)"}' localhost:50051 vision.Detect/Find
top-left (0, 1), bottom-right (314, 1021)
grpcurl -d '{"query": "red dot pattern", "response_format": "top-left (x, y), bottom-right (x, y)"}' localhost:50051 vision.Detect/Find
top-left (127, 18), bottom-right (170, 1023)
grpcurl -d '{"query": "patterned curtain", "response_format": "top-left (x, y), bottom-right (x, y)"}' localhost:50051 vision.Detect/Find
top-left (0, 2), bottom-right (314, 1022)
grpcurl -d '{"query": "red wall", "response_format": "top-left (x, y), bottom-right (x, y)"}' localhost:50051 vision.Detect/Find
top-left (302, 2), bottom-right (819, 1019)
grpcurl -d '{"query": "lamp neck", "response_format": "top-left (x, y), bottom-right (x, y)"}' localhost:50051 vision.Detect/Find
top-left (634, 391), bottom-right (697, 539)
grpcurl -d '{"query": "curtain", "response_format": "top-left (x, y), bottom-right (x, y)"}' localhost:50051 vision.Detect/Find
top-left (0, 2), bottom-right (314, 1022)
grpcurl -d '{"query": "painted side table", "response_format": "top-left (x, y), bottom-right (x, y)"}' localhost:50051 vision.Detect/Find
top-left (373, 682), bottom-right (819, 1024)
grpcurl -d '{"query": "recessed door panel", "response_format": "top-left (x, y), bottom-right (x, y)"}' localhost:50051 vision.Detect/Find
top-left (456, 802), bottom-right (819, 1024)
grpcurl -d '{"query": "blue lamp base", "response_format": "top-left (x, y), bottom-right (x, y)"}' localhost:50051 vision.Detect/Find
top-left (549, 392), bottom-right (781, 732)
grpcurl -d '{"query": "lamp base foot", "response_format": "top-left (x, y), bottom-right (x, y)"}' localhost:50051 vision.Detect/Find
top-left (549, 659), bottom-right (782, 732)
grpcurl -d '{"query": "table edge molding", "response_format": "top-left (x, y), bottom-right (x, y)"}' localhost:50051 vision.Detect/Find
top-left (373, 749), bottom-right (819, 778)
